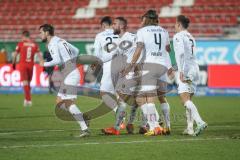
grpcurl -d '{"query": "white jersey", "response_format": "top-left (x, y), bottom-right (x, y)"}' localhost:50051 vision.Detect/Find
top-left (117, 32), bottom-right (142, 63)
top-left (173, 30), bottom-right (199, 81)
top-left (94, 29), bottom-right (119, 93)
top-left (136, 25), bottom-right (170, 67)
top-left (94, 29), bottom-right (119, 63)
top-left (44, 36), bottom-right (79, 67)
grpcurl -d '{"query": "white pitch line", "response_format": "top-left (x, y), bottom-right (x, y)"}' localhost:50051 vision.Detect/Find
top-left (0, 125), bottom-right (239, 136)
top-left (0, 137), bottom-right (229, 149)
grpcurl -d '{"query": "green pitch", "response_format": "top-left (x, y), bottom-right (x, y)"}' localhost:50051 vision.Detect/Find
top-left (0, 94), bottom-right (239, 160)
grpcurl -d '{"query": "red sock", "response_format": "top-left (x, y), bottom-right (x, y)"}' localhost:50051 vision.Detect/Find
top-left (23, 85), bottom-right (31, 101)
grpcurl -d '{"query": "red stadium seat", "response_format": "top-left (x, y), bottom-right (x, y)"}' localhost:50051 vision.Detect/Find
top-left (0, 0), bottom-right (238, 40)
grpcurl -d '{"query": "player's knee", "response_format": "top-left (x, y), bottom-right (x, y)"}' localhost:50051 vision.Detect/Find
top-left (180, 94), bottom-right (190, 105)
top-left (158, 96), bottom-right (167, 104)
top-left (146, 96), bottom-right (156, 104)
top-left (136, 97), bottom-right (147, 106)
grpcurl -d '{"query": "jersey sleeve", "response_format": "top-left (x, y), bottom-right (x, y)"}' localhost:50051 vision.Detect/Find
top-left (44, 45), bottom-right (62, 67)
top-left (136, 29), bottom-right (144, 44)
top-left (166, 31), bottom-right (170, 45)
top-left (173, 34), bottom-right (185, 72)
top-left (93, 34), bottom-right (102, 59)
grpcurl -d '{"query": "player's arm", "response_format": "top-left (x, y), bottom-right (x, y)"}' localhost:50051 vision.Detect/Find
top-left (35, 45), bottom-right (44, 65)
top-left (12, 43), bottom-right (21, 69)
top-left (93, 35), bottom-right (102, 59)
top-left (12, 52), bottom-right (18, 70)
top-left (165, 31), bottom-right (171, 53)
top-left (121, 42), bottom-right (143, 76)
top-left (42, 46), bottom-right (61, 67)
top-left (131, 42), bottom-right (144, 65)
top-left (93, 35), bottom-right (116, 63)
top-left (173, 34), bottom-right (185, 81)
top-left (130, 30), bottom-right (144, 66)
top-left (164, 32), bottom-right (175, 79)
top-left (91, 36), bottom-right (103, 69)
top-left (37, 51), bottom-right (44, 63)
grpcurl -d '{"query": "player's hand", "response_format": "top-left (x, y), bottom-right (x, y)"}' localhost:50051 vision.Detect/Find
top-left (166, 44), bottom-right (171, 53)
top-left (39, 60), bottom-right (44, 66)
top-left (167, 67), bottom-right (175, 80)
top-left (90, 63), bottom-right (97, 70)
top-left (12, 63), bottom-right (16, 70)
top-left (180, 72), bottom-right (190, 83)
top-left (179, 72), bottom-right (184, 82)
top-left (121, 64), bottom-right (133, 77)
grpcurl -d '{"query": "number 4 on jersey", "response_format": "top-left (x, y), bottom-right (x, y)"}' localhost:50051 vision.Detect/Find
top-left (154, 33), bottom-right (161, 50)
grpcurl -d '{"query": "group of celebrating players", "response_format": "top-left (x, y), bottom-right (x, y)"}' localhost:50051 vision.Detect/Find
top-left (13, 9), bottom-right (207, 137)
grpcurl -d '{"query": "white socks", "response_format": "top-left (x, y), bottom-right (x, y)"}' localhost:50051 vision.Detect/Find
top-left (161, 103), bottom-right (171, 128)
top-left (184, 100), bottom-right (205, 126)
top-left (186, 108), bottom-right (194, 130)
top-left (140, 103), bottom-right (159, 131)
top-left (140, 103), bottom-right (148, 127)
top-left (68, 104), bottom-right (88, 131)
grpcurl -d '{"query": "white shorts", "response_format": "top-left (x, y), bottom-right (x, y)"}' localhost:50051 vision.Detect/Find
top-left (177, 81), bottom-right (196, 94)
top-left (57, 68), bottom-right (80, 100)
top-left (175, 71), bottom-right (198, 94)
top-left (100, 62), bottom-right (115, 94)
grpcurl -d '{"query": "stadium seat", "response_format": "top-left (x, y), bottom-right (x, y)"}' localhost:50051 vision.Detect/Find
top-left (0, 0), bottom-right (239, 40)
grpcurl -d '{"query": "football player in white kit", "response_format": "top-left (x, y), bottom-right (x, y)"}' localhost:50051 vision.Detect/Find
top-left (173, 15), bottom-right (207, 136)
top-left (101, 17), bottom-right (139, 135)
top-left (82, 17), bottom-right (121, 124)
top-left (123, 10), bottom-right (171, 136)
top-left (39, 24), bottom-right (89, 137)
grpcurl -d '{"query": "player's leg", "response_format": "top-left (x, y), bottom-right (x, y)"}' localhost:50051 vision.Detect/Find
top-left (180, 92), bottom-right (207, 136)
top-left (60, 68), bottom-right (89, 137)
top-left (126, 101), bottom-right (138, 134)
top-left (158, 94), bottom-right (171, 135)
top-left (136, 95), bottom-right (162, 136)
top-left (56, 96), bottom-right (89, 137)
top-left (26, 65), bottom-right (34, 104)
top-left (22, 80), bottom-right (31, 106)
top-left (157, 77), bottom-right (171, 134)
top-left (20, 65), bottom-right (31, 106)
top-left (104, 95), bottom-right (139, 135)
top-left (102, 99), bottom-right (126, 135)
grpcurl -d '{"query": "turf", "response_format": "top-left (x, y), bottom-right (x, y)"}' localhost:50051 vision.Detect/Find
top-left (0, 94), bottom-right (240, 160)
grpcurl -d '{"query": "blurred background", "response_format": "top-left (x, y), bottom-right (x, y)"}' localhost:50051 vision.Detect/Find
top-left (0, 0), bottom-right (240, 96)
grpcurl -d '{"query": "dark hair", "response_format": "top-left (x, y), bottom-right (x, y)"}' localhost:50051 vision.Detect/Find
top-left (177, 15), bottom-right (190, 29)
top-left (142, 9), bottom-right (159, 26)
top-left (22, 30), bottom-right (30, 37)
top-left (100, 16), bottom-right (112, 26)
top-left (39, 24), bottom-right (54, 36)
top-left (115, 17), bottom-right (127, 26)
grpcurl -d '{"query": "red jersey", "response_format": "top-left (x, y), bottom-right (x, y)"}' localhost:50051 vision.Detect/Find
top-left (15, 39), bottom-right (40, 65)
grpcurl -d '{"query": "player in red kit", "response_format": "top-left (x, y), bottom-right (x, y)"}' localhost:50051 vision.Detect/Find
top-left (12, 30), bottom-right (43, 107)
